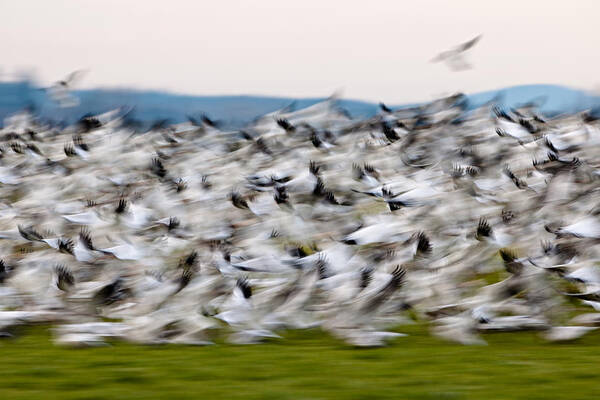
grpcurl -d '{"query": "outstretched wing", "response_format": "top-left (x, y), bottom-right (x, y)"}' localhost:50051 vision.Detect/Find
top-left (431, 50), bottom-right (453, 63)
top-left (63, 69), bottom-right (88, 87)
top-left (456, 34), bottom-right (482, 52)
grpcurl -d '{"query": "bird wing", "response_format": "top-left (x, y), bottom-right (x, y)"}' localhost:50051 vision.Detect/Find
top-left (431, 35), bottom-right (481, 63)
top-left (63, 69), bottom-right (88, 87)
top-left (456, 34), bottom-right (482, 52)
top-left (431, 50), bottom-right (453, 63)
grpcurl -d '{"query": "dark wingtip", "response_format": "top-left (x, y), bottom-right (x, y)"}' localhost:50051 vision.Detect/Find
top-left (115, 198), bottom-right (127, 214)
top-left (499, 248), bottom-right (517, 263)
top-left (168, 217), bottom-right (180, 231)
top-left (236, 277), bottom-right (252, 299)
top-left (54, 264), bottom-right (75, 291)
top-left (391, 265), bottom-right (407, 286)
top-left (476, 217), bottom-right (492, 239)
top-left (79, 228), bottom-right (94, 250)
top-left (309, 160), bottom-right (321, 176)
top-left (415, 231), bottom-right (432, 255)
top-left (379, 102), bottom-right (392, 113)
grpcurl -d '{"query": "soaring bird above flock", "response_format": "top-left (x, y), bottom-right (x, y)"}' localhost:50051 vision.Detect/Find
top-left (431, 34), bottom-right (483, 71)
top-left (46, 69), bottom-right (87, 107)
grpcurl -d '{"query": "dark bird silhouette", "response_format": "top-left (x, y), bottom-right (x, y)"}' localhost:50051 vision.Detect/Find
top-left (379, 102), bottom-right (393, 113)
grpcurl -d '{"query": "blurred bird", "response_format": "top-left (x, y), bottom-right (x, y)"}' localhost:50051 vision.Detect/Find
top-left (47, 69), bottom-right (87, 107)
top-left (431, 35), bottom-right (483, 71)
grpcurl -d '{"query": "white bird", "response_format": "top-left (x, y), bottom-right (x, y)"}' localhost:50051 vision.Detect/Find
top-left (47, 70), bottom-right (87, 107)
top-left (431, 35), bottom-right (483, 71)
top-left (543, 326), bottom-right (597, 342)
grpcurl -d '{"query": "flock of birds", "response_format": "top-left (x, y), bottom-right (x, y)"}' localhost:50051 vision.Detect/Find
top-left (1, 87), bottom-right (600, 347)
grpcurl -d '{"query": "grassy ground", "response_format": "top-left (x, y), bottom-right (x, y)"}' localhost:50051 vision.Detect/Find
top-left (1, 324), bottom-right (599, 400)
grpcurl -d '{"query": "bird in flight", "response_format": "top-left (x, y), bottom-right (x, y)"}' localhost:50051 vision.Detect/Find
top-left (47, 69), bottom-right (88, 107)
top-left (431, 35), bottom-right (483, 71)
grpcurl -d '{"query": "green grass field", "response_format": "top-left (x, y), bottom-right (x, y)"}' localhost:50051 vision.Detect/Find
top-left (1, 324), bottom-right (599, 400)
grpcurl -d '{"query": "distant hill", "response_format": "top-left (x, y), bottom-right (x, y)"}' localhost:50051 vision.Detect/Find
top-left (0, 81), bottom-right (598, 129)
top-left (466, 84), bottom-right (600, 114)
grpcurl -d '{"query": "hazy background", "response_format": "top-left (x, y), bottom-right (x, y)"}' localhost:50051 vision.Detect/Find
top-left (1, 0), bottom-right (598, 103)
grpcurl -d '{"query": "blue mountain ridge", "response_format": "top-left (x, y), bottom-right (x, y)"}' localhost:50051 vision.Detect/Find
top-left (1, 81), bottom-right (598, 129)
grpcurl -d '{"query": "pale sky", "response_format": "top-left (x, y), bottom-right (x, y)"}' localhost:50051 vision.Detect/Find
top-left (1, 0), bottom-right (598, 103)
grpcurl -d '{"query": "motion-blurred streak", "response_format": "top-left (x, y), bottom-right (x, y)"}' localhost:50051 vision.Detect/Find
top-left (0, 89), bottom-right (599, 347)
